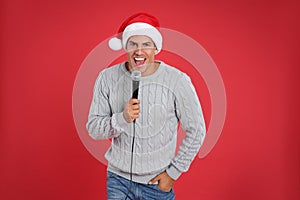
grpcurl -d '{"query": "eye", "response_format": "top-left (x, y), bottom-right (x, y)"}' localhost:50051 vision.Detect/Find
top-left (128, 41), bottom-right (137, 47)
top-left (143, 42), bottom-right (151, 47)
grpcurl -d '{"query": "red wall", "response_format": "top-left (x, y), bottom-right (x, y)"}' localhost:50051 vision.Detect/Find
top-left (1, 0), bottom-right (299, 200)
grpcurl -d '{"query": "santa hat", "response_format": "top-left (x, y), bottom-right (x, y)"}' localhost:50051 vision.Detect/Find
top-left (108, 13), bottom-right (162, 54)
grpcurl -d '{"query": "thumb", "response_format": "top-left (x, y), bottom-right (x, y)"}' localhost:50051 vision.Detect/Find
top-left (148, 174), bottom-right (161, 184)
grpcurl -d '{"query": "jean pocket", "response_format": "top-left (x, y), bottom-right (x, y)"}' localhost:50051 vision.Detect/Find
top-left (155, 184), bottom-right (172, 193)
top-left (106, 171), bottom-right (117, 179)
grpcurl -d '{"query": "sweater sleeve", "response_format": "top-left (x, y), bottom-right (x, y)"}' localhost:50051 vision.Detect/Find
top-left (166, 73), bottom-right (206, 180)
top-left (86, 70), bottom-right (131, 140)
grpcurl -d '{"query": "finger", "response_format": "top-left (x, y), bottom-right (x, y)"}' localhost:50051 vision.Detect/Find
top-left (130, 98), bottom-right (140, 105)
top-left (131, 104), bottom-right (140, 110)
top-left (132, 110), bottom-right (140, 115)
top-left (132, 112), bottom-right (139, 116)
top-left (148, 174), bottom-right (161, 184)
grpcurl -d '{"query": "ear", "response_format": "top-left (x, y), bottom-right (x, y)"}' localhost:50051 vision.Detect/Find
top-left (154, 48), bottom-right (158, 55)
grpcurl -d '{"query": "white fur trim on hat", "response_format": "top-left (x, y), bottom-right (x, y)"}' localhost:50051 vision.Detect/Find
top-left (122, 22), bottom-right (162, 54)
top-left (108, 37), bottom-right (122, 51)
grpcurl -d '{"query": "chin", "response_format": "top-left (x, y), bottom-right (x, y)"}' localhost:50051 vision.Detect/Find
top-left (131, 62), bottom-right (147, 70)
top-left (133, 66), bottom-right (146, 73)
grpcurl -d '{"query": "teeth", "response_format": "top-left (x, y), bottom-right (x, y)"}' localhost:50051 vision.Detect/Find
top-left (134, 57), bottom-right (145, 61)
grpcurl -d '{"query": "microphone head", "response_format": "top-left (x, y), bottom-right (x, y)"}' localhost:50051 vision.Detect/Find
top-left (131, 70), bottom-right (141, 81)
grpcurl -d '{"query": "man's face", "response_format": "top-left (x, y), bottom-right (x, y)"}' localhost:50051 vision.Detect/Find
top-left (126, 35), bottom-right (158, 74)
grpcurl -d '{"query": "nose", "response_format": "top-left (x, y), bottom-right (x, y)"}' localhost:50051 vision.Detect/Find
top-left (134, 48), bottom-right (143, 55)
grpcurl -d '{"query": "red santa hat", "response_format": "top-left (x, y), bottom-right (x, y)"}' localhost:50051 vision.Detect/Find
top-left (108, 13), bottom-right (162, 54)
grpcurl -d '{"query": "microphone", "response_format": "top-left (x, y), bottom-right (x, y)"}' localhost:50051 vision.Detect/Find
top-left (131, 71), bottom-right (141, 124)
top-left (131, 71), bottom-right (141, 99)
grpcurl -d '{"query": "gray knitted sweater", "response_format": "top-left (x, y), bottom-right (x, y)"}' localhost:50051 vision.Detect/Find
top-left (86, 61), bottom-right (206, 184)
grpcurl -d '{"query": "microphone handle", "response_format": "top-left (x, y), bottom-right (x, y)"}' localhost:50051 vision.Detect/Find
top-left (132, 80), bottom-right (139, 99)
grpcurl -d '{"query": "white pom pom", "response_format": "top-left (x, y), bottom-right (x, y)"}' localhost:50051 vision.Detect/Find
top-left (108, 37), bottom-right (122, 51)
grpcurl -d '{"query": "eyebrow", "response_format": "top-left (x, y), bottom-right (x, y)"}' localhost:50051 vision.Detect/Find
top-left (128, 41), bottom-right (153, 45)
top-left (143, 42), bottom-right (152, 45)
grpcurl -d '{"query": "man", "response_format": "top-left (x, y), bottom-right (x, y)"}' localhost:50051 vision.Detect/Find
top-left (86, 13), bottom-right (206, 200)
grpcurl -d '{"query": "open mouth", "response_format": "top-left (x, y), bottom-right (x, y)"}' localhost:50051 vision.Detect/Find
top-left (134, 57), bottom-right (146, 66)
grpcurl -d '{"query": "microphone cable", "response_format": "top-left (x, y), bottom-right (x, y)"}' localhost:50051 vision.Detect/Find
top-left (125, 120), bottom-right (136, 200)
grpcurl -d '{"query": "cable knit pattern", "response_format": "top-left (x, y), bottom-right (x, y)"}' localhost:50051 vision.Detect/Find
top-left (86, 61), bottom-right (206, 184)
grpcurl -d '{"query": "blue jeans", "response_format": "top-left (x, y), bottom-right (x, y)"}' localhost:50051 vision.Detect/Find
top-left (107, 171), bottom-right (175, 200)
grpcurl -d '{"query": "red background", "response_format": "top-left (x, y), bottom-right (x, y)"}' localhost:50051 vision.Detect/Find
top-left (1, 0), bottom-right (299, 199)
